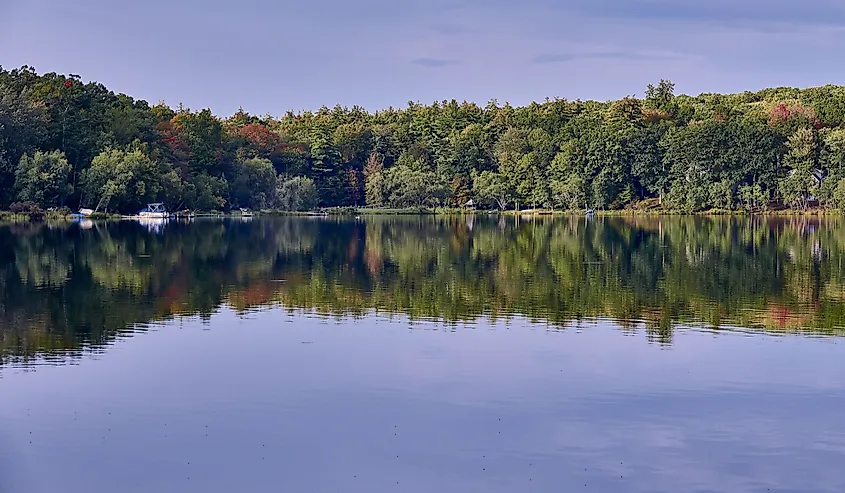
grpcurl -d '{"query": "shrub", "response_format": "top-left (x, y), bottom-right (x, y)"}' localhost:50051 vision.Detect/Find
top-left (9, 201), bottom-right (45, 221)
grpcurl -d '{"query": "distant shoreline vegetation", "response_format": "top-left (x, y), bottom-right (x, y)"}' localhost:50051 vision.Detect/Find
top-left (2, 207), bottom-right (842, 225)
top-left (4, 66), bottom-right (845, 215)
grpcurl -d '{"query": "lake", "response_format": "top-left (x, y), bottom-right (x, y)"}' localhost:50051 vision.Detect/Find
top-left (2, 215), bottom-right (845, 493)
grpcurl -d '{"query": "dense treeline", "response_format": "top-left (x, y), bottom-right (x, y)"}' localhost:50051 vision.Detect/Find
top-left (3, 216), bottom-right (845, 365)
top-left (5, 65), bottom-right (845, 213)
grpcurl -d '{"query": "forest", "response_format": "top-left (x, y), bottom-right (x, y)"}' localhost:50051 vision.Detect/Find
top-left (3, 65), bottom-right (845, 213)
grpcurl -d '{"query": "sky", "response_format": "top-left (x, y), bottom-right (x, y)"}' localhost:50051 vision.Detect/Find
top-left (2, 0), bottom-right (845, 116)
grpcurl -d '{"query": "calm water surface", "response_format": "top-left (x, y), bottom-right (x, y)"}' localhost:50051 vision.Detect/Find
top-left (2, 216), bottom-right (845, 493)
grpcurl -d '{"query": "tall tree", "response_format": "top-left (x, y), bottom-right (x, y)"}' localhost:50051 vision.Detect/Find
top-left (230, 157), bottom-right (277, 209)
top-left (778, 128), bottom-right (820, 210)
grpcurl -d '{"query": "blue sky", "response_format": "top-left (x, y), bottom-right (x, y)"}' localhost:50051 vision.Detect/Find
top-left (2, 0), bottom-right (844, 116)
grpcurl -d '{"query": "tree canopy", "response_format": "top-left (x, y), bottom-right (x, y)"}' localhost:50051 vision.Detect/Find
top-left (3, 67), bottom-right (845, 212)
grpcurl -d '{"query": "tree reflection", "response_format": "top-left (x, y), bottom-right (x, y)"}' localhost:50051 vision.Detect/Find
top-left (2, 215), bottom-right (845, 365)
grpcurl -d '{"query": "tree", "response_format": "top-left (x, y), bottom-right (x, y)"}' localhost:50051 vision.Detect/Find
top-left (738, 183), bottom-right (769, 211)
top-left (334, 123), bottom-right (372, 165)
top-left (778, 128), bottom-right (819, 210)
top-left (645, 79), bottom-right (675, 111)
top-left (275, 176), bottom-right (318, 211)
top-left (231, 123), bottom-right (286, 169)
top-left (80, 145), bottom-right (163, 213)
top-left (628, 123), bottom-right (671, 201)
top-left (493, 127), bottom-right (530, 196)
top-left (346, 167), bottom-right (363, 205)
top-left (580, 125), bottom-right (628, 209)
top-left (831, 178), bottom-right (845, 210)
top-left (441, 124), bottom-right (494, 179)
top-left (230, 157), bottom-right (277, 209)
top-left (363, 153), bottom-right (385, 207)
top-left (472, 171), bottom-right (512, 210)
top-left (7, 64), bottom-right (845, 214)
top-left (450, 173), bottom-right (472, 207)
top-left (184, 173), bottom-right (228, 211)
top-left (709, 179), bottom-right (734, 210)
top-left (309, 121), bottom-right (342, 204)
top-left (662, 120), bottom-right (780, 210)
top-left (173, 108), bottom-right (226, 175)
top-left (550, 173), bottom-right (586, 210)
top-left (383, 165), bottom-right (451, 207)
top-left (818, 128), bottom-right (845, 206)
top-left (606, 97), bottom-right (644, 130)
top-left (665, 163), bottom-right (710, 212)
top-left (15, 150), bottom-right (73, 207)
top-left (0, 85), bottom-right (47, 206)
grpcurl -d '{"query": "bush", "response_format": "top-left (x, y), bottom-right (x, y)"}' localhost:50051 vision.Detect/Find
top-left (322, 206), bottom-right (357, 216)
top-left (44, 206), bottom-right (72, 218)
top-left (9, 201), bottom-right (45, 221)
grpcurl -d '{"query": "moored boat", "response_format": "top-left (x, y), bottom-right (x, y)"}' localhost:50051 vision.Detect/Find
top-left (138, 203), bottom-right (168, 218)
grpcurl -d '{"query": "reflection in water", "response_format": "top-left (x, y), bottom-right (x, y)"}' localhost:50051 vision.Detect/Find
top-left (1, 215), bottom-right (845, 365)
top-left (2, 309), bottom-right (845, 493)
top-left (3, 216), bottom-right (845, 493)
top-left (136, 217), bottom-right (169, 234)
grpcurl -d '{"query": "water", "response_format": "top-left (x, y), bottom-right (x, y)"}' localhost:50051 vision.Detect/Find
top-left (2, 216), bottom-right (845, 493)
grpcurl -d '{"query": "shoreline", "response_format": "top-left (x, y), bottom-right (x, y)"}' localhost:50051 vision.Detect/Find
top-left (1, 207), bottom-right (843, 224)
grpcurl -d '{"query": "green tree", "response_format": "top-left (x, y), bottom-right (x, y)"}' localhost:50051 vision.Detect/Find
top-left (662, 121), bottom-right (780, 210)
top-left (309, 121), bottom-right (343, 204)
top-left (184, 173), bottom-right (228, 211)
top-left (645, 79), bottom-right (676, 112)
top-left (9, 65), bottom-right (845, 214)
top-left (384, 165), bottom-right (451, 207)
top-left (0, 85), bottom-right (47, 206)
top-left (472, 171), bottom-right (512, 210)
top-left (831, 178), bottom-right (845, 210)
top-left (550, 173), bottom-right (586, 210)
top-left (15, 150), bottom-right (73, 207)
top-left (709, 179), bottom-right (734, 210)
top-left (230, 157), bottom-right (277, 209)
top-left (778, 128), bottom-right (819, 210)
top-left (80, 146), bottom-right (163, 213)
top-left (494, 128), bottom-right (531, 205)
top-left (275, 176), bottom-right (318, 211)
top-left (738, 184), bottom-right (769, 211)
top-left (818, 128), bottom-right (845, 206)
top-left (628, 123), bottom-right (671, 202)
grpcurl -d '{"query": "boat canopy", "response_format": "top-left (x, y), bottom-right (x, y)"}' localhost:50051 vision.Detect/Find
top-left (137, 203), bottom-right (167, 215)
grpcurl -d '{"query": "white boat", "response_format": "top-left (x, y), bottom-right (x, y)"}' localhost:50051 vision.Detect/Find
top-left (138, 203), bottom-right (168, 218)
top-left (79, 208), bottom-right (94, 216)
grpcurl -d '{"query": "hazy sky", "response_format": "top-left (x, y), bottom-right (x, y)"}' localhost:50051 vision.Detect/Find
top-left (2, 0), bottom-right (844, 116)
